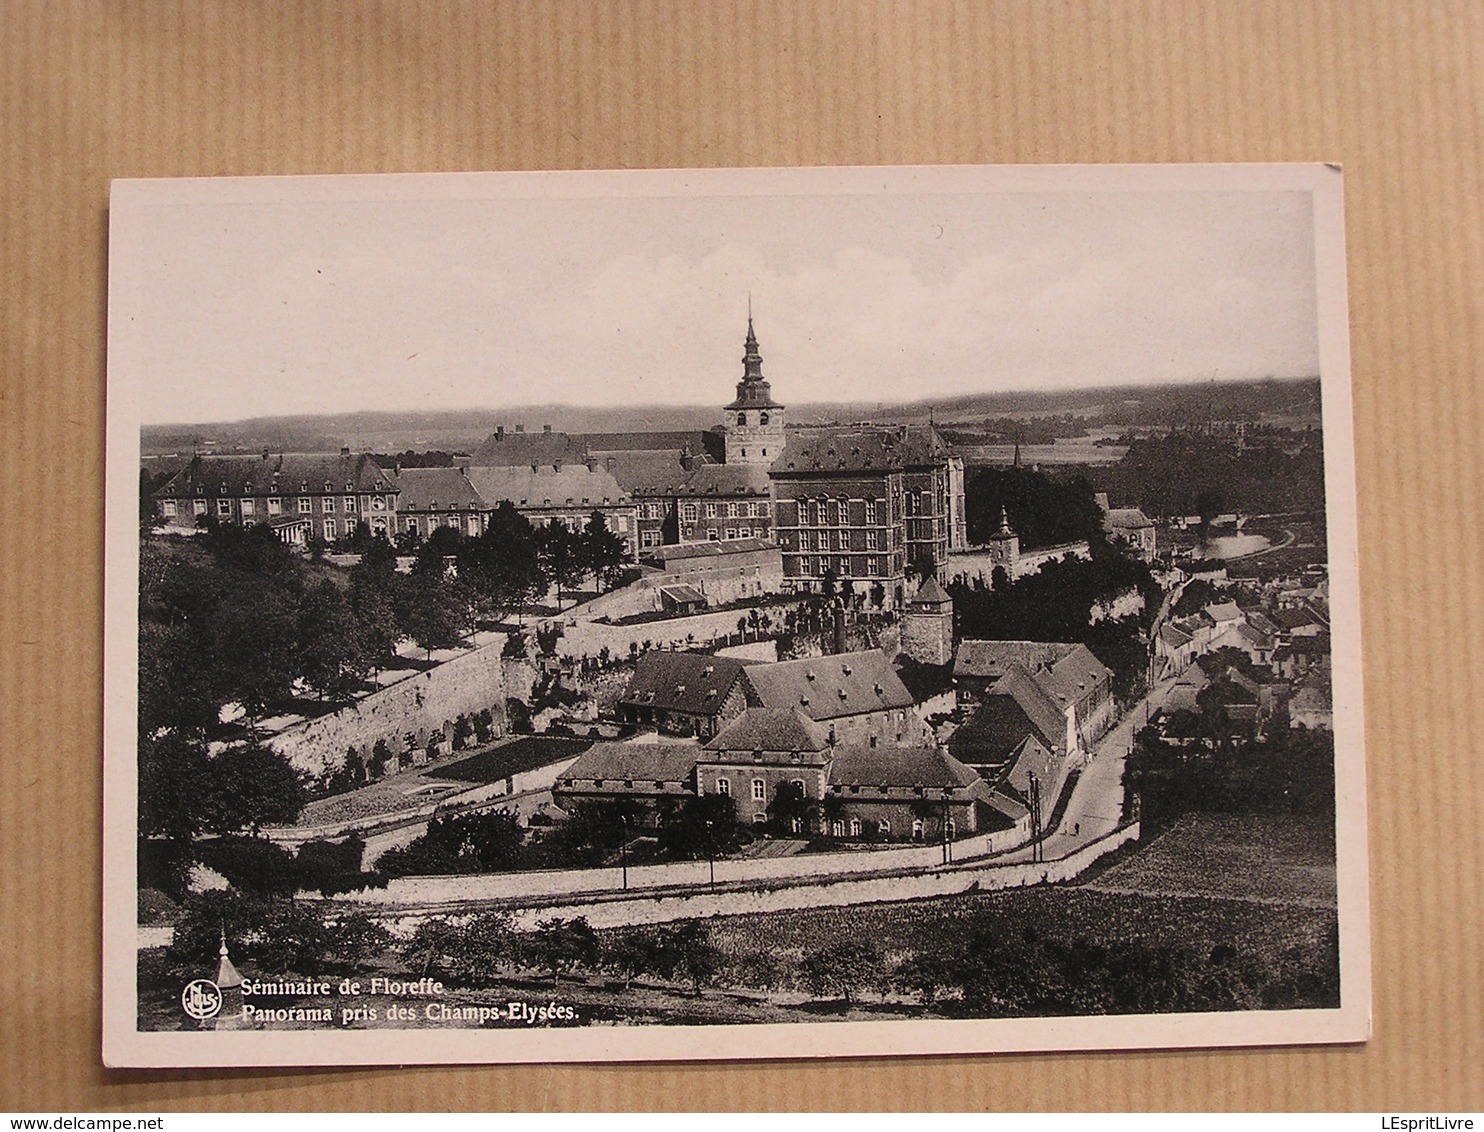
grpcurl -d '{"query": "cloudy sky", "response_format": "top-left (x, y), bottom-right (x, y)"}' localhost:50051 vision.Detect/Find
top-left (110, 167), bottom-right (1324, 425)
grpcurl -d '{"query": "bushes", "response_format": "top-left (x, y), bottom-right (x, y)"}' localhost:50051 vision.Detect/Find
top-left (190, 834), bottom-right (386, 899)
top-left (166, 888), bottom-right (388, 976)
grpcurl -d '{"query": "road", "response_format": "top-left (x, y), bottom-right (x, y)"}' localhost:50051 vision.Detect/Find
top-left (998, 671), bottom-right (1180, 865)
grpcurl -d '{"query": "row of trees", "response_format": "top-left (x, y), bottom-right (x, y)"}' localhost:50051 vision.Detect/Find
top-left (152, 890), bottom-right (1338, 1016)
top-left (964, 466), bottom-right (1109, 549)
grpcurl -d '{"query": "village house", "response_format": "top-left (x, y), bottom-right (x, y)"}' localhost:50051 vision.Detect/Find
top-left (550, 741), bottom-right (703, 827)
top-left (952, 639), bottom-right (1115, 750)
top-left (615, 652), bottom-right (757, 738)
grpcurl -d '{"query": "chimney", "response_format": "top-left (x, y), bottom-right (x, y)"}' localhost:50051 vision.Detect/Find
top-left (543, 423), bottom-right (552, 433)
top-left (340, 445), bottom-right (350, 457)
top-left (606, 456), bottom-right (616, 472)
top-left (497, 425), bottom-right (505, 437)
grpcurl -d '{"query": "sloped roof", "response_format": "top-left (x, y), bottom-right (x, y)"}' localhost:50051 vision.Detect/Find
top-left (618, 652), bottom-right (754, 716)
top-left (646, 538), bottom-right (777, 564)
top-left (770, 423), bottom-right (954, 475)
top-left (911, 576), bottom-right (952, 606)
top-left (702, 708), bottom-right (831, 757)
top-left (986, 663), bottom-right (1069, 753)
top-left (1273, 605), bottom-right (1325, 630)
top-left (463, 463), bottom-right (630, 508)
top-left (658, 584), bottom-right (706, 604)
top-left (1205, 601), bottom-right (1244, 622)
top-left (560, 742), bottom-right (700, 784)
top-left (1038, 644), bottom-right (1113, 709)
top-left (954, 640), bottom-right (1079, 680)
top-left (742, 649), bottom-right (915, 721)
top-left (156, 452), bottom-right (399, 498)
top-left (395, 467), bottom-right (486, 511)
top-left (949, 696), bottom-right (1044, 764)
top-left (1159, 623), bottom-right (1194, 647)
top-left (582, 430), bottom-right (718, 453)
top-left (674, 463), bottom-right (773, 497)
top-left (1105, 507), bottom-right (1155, 530)
top-left (827, 745), bottom-right (980, 790)
top-left (469, 430), bottom-right (586, 467)
top-left (594, 450), bottom-right (696, 496)
top-left (1246, 609), bottom-right (1282, 636)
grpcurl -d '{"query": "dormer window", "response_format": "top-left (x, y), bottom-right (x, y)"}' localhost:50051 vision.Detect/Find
top-left (759, 412), bottom-right (769, 425)
top-left (737, 413), bottom-right (746, 426)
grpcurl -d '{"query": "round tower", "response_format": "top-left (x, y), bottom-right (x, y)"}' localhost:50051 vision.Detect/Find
top-left (723, 312), bottom-right (785, 465)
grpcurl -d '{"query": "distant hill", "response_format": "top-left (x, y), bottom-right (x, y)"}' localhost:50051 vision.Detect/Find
top-left (141, 377), bottom-right (1322, 457)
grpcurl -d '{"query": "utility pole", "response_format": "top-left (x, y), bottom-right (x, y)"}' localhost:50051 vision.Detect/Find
top-left (620, 810), bottom-right (629, 891)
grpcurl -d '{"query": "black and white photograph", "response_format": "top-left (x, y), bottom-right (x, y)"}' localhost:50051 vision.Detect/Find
top-left (103, 164), bottom-right (1368, 1067)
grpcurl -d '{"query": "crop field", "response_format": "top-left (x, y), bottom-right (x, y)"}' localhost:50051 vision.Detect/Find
top-left (705, 884), bottom-right (1334, 969)
top-left (1083, 813), bottom-right (1336, 908)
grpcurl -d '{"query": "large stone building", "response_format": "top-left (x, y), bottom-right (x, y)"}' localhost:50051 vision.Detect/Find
top-left (953, 639), bottom-right (1115, 753)
top-left (152, 450), bottom-right (401, 545)
top-left (770, 422), bottom-right (964, 607)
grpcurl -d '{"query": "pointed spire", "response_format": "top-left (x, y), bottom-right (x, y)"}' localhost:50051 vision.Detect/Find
top-left (216, 930), bottom-right (243, 989)
top-left (997, 505), bottom-right (1015, 537)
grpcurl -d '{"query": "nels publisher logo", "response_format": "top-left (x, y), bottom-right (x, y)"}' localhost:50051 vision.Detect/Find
top-left (181, 978), bottom-right (223, 1021)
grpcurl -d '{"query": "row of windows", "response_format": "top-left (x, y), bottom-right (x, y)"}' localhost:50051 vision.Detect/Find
top-left (714, 777), bottom-right (807, 801)
top-left (784, 499), bottom-right (887, 527)
top-left (764, 816), bottom-right (955, 838)
top-left (785, 529), bottom-right (882, 552)
top-left (675, 501), bottom-right (768, 522)
top-left (163, 495), bottom-right (392, 518)
top-left (696, 526), bottom-right (767, 542)
top-left (787, 556), bottom-right (883, 578)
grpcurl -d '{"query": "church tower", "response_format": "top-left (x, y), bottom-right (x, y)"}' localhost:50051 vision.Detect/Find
top-left (723, 312), bottom-right (785, 465)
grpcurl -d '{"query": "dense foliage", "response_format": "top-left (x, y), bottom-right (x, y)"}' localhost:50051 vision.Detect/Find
top-left (1093, 431), bottom-right (1326, 520)
top-left (1126, 726), bottom-right (1336, 835)
top-left (949, 545), bottom-right (1162, 702)
top-left (964, 466), bottom-right (1107, 549)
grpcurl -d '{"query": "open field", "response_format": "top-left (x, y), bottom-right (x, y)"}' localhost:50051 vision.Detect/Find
top-left (1084, 813), bottom-right (1336, 908)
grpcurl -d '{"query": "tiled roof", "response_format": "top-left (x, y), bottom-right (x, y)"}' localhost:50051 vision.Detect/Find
top-left (463, 463), bottom-right (630, 508)
top-left (911, 576), bottom-right (952, 606)
top-left (583, 430), bottom-right (719, 453)
top-left (986, 663), bottom-right (1069, 753)
top-left (645, 537), bottom-right (776, 564)
top-left (560, 742), bottom-right (700, 784)
top-left (395, 467), bottom-right (486, 511)
top-left (742, 649), bottom-right (915, 721)
top-left (155, 453), bottom-right (399, 498)
top-left (771, 423), bottom-right (953, 476)
top-left (1105, 507), bottom-right (1155, 529)
top-left (618, 652), bottom-right (754, 716)
top-left (956, 640), bottom-right (1069, 679)
top-left (1158, 623), bottom-right (1194, 647)
top-left (949, 696), bottom-right (1044, 764)
top-left (1205, 601), bottom-right (1244, 622)
top-left (1273, 606), bottom-right (1324, 630)
top-left (1038, 644), bottom-right (1113, 709)
top-left (674, 463), bottom-right (773, 497)
top-left (597, 451), bottom-right (696, 495)
top-left (658, 584), bottom-right (706, 604)
top-left (1246, 610), bottom-right (1281, 636)
top-left (827, 745), bottom-right (980, 790)
top-left (468, 430), bottom-right (586, 467)
top-left (702, 708), bottom-right (831, 757)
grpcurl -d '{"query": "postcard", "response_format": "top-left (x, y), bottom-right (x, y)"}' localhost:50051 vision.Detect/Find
top-left (103, 163), bottom-right (1368, 1066)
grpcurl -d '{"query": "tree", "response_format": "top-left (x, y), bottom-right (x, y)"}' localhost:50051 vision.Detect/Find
top-left (297, 579), bottom-right (371, 702)
top-left (377, 808), bottom-right (526, 877)
top-left (799, 941), bottom-right (885, 1005)
top-left (399, 572), bottom-right (473, 659)
top-left (582, 511), bottom-right (627, 593)
top-left (404, 912), bottom-right (516, 984)
top-left (655, 794), bottom-right (742, 860)
top-left (766, 780), bottom-right (811, 836)
top-left (659, 920), bottom-right (723, 996)
top-left (524, 917), bottom-right (599, 985)
top-left (536, 523), bottom-right (585, 609)
top-left (199, 743), bottom-right (306, 835)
